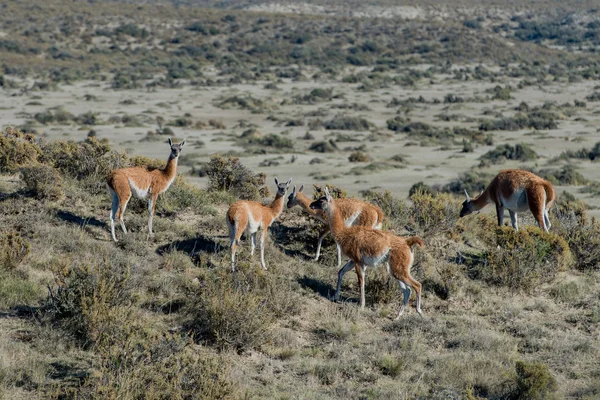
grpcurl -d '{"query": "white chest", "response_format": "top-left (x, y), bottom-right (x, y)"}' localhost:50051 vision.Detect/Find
top-left (129, 179), bottom-right (149, 200)
top-left (159, 176), bottom-right (176, 194)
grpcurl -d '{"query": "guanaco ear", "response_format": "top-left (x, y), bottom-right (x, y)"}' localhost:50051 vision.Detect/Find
top-left (285, 178), bottom-right (292, 187)
top-left (464, 189), bottom-right (470, 201)
top-left (291, 185), bottom-right (296, 195)
top-left (168, 137), bottom-right (173, 146)
top-left (324, 186), bottom-right (333, 202)
top-left (299, 184), bottom-right (304, 193)
top-left (180, 138), bottom-right (186, 147)
top-left (274, 177), bottom-right (279, 186)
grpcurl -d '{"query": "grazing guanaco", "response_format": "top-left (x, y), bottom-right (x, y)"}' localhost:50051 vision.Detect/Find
top-left (310, 187), bottom-right (424, 318)
top-left (227, 177), bottom-right (292, 271)
top-left (459, 169), bottom-right (556, 232)
top-left (287, 184), bottom-right (384, 266)
top-left (107, 138), bottom-right (185, 242)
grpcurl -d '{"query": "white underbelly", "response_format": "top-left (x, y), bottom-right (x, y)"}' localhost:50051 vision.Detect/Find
top-left (247, 207), bottom-right (262, 233)
top-left (500, 190), bottom-right (529, 212)
top-left (361, 250), bottom-right (390, 267)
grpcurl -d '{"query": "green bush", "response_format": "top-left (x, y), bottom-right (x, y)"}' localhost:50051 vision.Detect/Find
top-left (410, 190), bottom-right (460, 234)
top-left (43, 262), bottom-right (133, 349)
top-left (20, 164), bottom-right (64, 200)
top-left (479, 143), bottom-right (537, 165)
top-left (442, 171), bottom-right (493, 195)
top-left (538, 165), bottom-right (589, 186)
top-left (309, 140), bottom-right (338, 153)
top-left (83, 335), bottom-right (238, 399)
top-left (42, 137), bottom-right (128, 182)
top-left (348, 151), bottom-right (371, 162)
top-left (205, 154), bottom-right (267, 200)
top-left (184, 268), bottom-right (297, 352)
top-left (0, 231), bottom-right (30, 271)
top-left (323, 116), bottom-right (371, 131)
top-left (0, 127), bottom-right (42, 172)
top-left (514, 361), bottom-right (558, 400)
top-left (460, 215), bottom-right (573, 290)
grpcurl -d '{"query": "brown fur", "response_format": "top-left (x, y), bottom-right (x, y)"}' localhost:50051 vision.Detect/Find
top-left (461, 169), bottom-right (556, 232)
top-left (107, 138), bottom-right (185, 241)
top-left (227, 178), bottom-right (292, 271)
top-left (310, 189), bottom-right (424, 318)
top-left (287, 186), bottom-right (384, 266)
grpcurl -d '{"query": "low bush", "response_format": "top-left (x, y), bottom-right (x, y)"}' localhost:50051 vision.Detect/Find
top-left (459, 215), bottom-right (573, 290)
top-left (20, 164), bottom-right (64, 200)
top-left (513, 360), bottom-right (558, 399)
top-left (0, 127), bottom-right (41, 172)
top-left (83, 334), bottom-right (238, 399)
top-left (410, 190), bottom-right (461, 234)
top-left (323, 116), bottom-right (371, 131)
top-left (0, 231), bottom-right (30, 270)
top-left (312, 183), bottom-right (347, 200)
top-left (479, 111), bottom-right (560, 131)
top-left (557, 141), bottom-right (600, 161)
top-left (309, 140), bottom-right (338, 153)
top-left (441, 171), bottom-right (493, 195)
top-left (348, 151), bottom-right (371, 162)
top-left (184, 268), bottom-right (297, 352)
top-left (537, 165), bottom-right (589, 186)
top-left (43, 261), bottom-right (134, 349)
top-left (360, 189), bottom-right (411, 231)
top-left (552, 198), bottom-right (600, 271)
top-left (41, 137), bottom-right (128, 182)
top-left (479, 143), bottom-right (537, 165)
top-left (205, 154), bottom-right (267, 200)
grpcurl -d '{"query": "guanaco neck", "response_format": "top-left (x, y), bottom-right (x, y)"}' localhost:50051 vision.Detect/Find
top-left (296, 191), bottom-right (323, 219)
top-left (471, 188), bottom-right (491, 211)
top-left (161, 154), bottom-right (178, 181)
top-left (325, 201), bottom-right (346, 240)
top-left (269, 193), bottom-right (285, 218)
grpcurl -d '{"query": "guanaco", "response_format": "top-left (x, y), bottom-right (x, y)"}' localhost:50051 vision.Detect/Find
top-left (107, 138), bottom-right (185, 242)
top-left (287, 184), bottom-right (384, 266)
top-left (310, 187), bottom-right (424, 318)
top-left (226, 177), bottom-right (292, 271)
top-left (460, 169), bottom-right (555, 232)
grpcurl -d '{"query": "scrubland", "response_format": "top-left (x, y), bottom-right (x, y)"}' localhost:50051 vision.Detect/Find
top-left (1, 0), bottom-right (600, 399)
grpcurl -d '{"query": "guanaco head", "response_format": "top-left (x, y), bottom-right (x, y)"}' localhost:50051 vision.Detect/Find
top-left (286, 184), bottom-right (304, 208)
top-left (309, 186), bottom-right (333, 212)
top-left (274, 177), bottom-right (292, 197)
top-left (459, 189), bottom-right (474, 217)
top-left (168, 137), bottom-right (186, 159)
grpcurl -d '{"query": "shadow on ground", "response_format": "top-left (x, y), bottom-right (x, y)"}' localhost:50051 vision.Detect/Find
top-left (56, 210), bottom-right (107, 228)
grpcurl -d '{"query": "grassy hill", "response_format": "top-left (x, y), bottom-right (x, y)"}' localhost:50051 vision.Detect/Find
top-left (0, 127), bottom-right (599, 399)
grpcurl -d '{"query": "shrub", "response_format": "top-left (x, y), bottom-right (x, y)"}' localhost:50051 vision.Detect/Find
top-left (157, 175), bottom-right (220, 215)
top-left (479, 111), bottom-right (559, 131)
top-left (557, 141), bottom-right (600, 161)
top-left (43, 262), bottom-right (133, 349)
top-left (0, 127), bottom-right (41, 172)
top-left (552, 200), bottom-right (600, 271)
top-left (312, 183), bottom-right (347, 200)
top-left (479, 143), bottom-right (537, 165)
top-left (0, 231), bottom-right (30, 270)
top-left (514, 361), bottom-right (558, 399)
top-left (42, 137), bottom-right (128, 182)
top-left (461, 215), bottom-right (573, 289)
top-left (205, 155), bottom-right (267, 200)
top-left (358, 189), bottom-right (410, 231)
top-left (184, 268), bottom-right (297, 352)
top-left (323, 116), bottom-right (371, 131)
top-left (409, 182), bottom-right (435, 197)
top-left (84, 335), bottom-right (238, 399)
top-left (410, 190), bottom-right (460, 234)
top-left (348, 151), bottom-right (371, 162)
top-left (538, 165), bottom-right (589, 186)
top-left (20, 164), bottom-right (64, 200)
top-left (441, 171), bottom-right (493, 195)
top-left (309, 140), bottom-right (338, 153)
